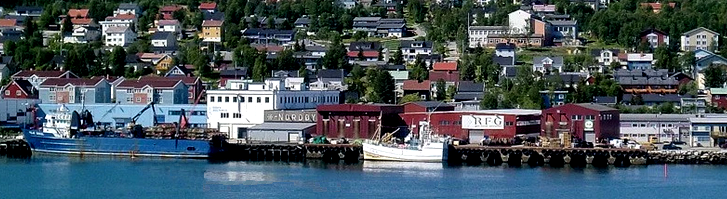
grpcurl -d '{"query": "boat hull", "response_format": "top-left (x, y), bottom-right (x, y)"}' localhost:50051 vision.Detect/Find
top-left (23, 129), bottom-right (211, 158)
top-left (362, 142), bottom-right (446, 162)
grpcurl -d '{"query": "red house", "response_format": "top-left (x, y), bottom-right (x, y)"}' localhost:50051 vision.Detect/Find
top-left (316, 104), bottom-right (405, 139)
top-left (160, 5), bottom-right (184, 20)
top-left (710, 88), bottom-right (727, 109)
top-left (639, 28), bottom-right (670, 49)
top-left (399, 109), bottom-right (542, 140)
top-left (432, 62), bottom-right (457, 72)
top-left (1, 79), bottom-right (37, 99)
top-left (541, 103), bottom-right (620, 142)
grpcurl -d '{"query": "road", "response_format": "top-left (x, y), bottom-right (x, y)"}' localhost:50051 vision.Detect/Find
top-left (400, 24), bottom-right (427, 41)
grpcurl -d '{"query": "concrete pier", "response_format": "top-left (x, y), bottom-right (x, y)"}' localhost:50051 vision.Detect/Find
top-left (0, 140), bottom-right (32, 158)
top-left (449, 145), bottom-right (648, 167)
top-left (648, 150), bottom-right (727, 164)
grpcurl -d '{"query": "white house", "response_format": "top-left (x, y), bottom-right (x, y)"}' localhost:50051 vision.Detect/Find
top-left (468, 26), bottom-right (509, 48)
top-left (156, 20), bottom-right (182, 39)
top-left (104, 26), bottom-right (136, 47)
top-left (63, 26), bottom-right (100, 44)
top-left (400, 41), bottom-right (433, 63)
top-left (508, 10), bottom-right (532, 34)
top-left (114, 3), bottom-right (141, 17)
top-left (495, 43), bottom-right (516, 58)
top-left (533, 56), bottom-right (564, 74)
top-left (206, 79), bottom-right (340, 140)
top-left (99, 14), bottom-right (135, 36)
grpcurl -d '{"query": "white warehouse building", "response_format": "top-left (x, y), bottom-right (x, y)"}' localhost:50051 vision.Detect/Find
top-left (206, 78), bottom-right (340, 140)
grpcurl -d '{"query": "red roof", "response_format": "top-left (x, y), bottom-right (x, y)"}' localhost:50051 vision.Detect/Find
top-left (641, 2), bottom-right (675, 10)
top-left (432, 62), bottom-right (457, 71)
top-left (138, 76), bottom-right (199, 85)
top-left (162, 13), bottom-right (174, 20)
top-left (403, 80), bottom-right (431, 91)
top-left (12, 71), bottom-right (74, 78)
top-left (160, 5), bottom-right (184, 12)
top-left (346, 51), bottom-right (379, 58)
top-left (254, 45), bottom-right (284, 52)
top-left (118, 79), bottom-right (183, 89)
top-left (157, 19), bottom-right (179, 26)
top-left (0, 19), bottom-right (17, 27)
top-left (198, 2), bottom-right (217, 10)
top-left (428, 71), bottom-right (460, 82)
top-left (68, 9), bottom-right (90, 18)
top-left (106, 14), bottom-right (136, 20)
top-left (202, 20), bottom-right (223, 27)
top-left (71, 18), bottom-right (94, 25)
top-left (40, 78), bottom-right (103, 87)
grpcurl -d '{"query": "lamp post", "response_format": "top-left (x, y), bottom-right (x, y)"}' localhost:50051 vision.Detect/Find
top-left (425, 101), bottom-right (446, 138)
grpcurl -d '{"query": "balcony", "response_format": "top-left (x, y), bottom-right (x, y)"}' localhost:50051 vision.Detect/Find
top-left (711, 131), bottom-right (727, 138)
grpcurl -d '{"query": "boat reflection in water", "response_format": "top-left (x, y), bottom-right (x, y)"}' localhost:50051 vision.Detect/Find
top-left (363, 161), bottom-right (445, 176)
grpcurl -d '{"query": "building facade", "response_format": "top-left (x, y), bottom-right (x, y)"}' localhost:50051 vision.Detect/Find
top-left (316, 104), bottom-right (405, 139)
top-left (681, 27), bottom-right (720, 52)
top-left (399, 109), bottom-right (541, 140)
top-left (115, 80), bottom-right (188, 105)
top-left (38, 78), bottom-right (111, 104)
top-left (619, 114), bottom-right (690, 143)
top-left (541, 103), bottom-right (620, 142)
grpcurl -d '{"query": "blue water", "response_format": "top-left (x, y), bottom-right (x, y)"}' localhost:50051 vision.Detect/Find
top-left (1, 156), bottom-right (726, 199)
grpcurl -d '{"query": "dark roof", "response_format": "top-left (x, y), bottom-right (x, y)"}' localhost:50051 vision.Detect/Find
top-left (379, 64), bottom-right (406, 71)
top-left (503, 66), bottom-right (518, 78)
top-left (409, 101), bottom-right (454, 108)
top-left (164, 65), bottom-right (191, 77)
top-left (348, 41), bottom-right (381, 51)
top-left (11, 79), bottom-right (35, 95)
top-left (623, 94), bottom-right (693, 103)
top-left (294, 17), bottom-right (310, 25)
top-left (15, 6), bottom-right (43, 13)
top-left (151, 46), bottom-right (179, 53)
top-left (13, 71), bottom-right (70, 78)
top-left (203, 12), bottom-right (224, 21)
top-left (453, 93), bottom-right (484, 101)
top-left (125, 54), bottom-right (140, 63)
top-left (495, 43), bottom-right (516, 50)
top-left (416, 54), bottom-right (442, 61)
top-left (0, 56), bottom-right (12, 65)
top-left (117, 79), bottom-right (183, 88)
top-left (613, 69), bottom-right (669, 78)
top-left (400, 41), bottom-right (433, 49)
top-left (242, 28), bottom-right (295, 36)
top-left (457, 81), bottom-right (483, 92)
top-left (219, 68), bottom-right (249, 78)
top-left (151, 31), bottom-right (173, 40)
top-left (574, 103), bottom-right (617, 111)
top-left (593, 96), bottom-right (617, 104)
top-left (590, 49), bottom-right (620, 57)
top-left (377, 23), bottom-right (405, 29)
top-left (317, 69), bottom-right (346, 79)
top-left (118, 3), bottom-right (139, 9)
top-left (617, 77), bottom-right (678, 86)
top-left (273, 70), bottom-right (299, 78)
top-left (493, 56), bottom-right (514, 66)
top-left (545, 73), bottom-right (586, 84)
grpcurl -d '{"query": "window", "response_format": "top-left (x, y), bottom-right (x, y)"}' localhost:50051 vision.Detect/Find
top-left (248, 97), bottom-right (252, 102)
top-left (716, 95), bottom-right (721, 99)
top-left (585, 115), bottom-right (595, 120)
top-left (639, 123), bottom-right (646, 127)
top-left (49, 88), bottom-right (55, 91)
top-left (233, 113), bottom-right (241, 118)
top-left (220, 113), bottom-right (229, 118)
top-left (571, 115), bottom-right (582, 121)
top-left (257, 97), bottom-right (261, 103)
top-left (632, 123), bottom-right (638, 127)
top-left (505, 122), bottom-right (514, 126)
top-left (158, 97), bottom-right (163, 103)
top-left (217, 96), bottom-right (222, 102)
top-left (667, 124), bottom-right (673, 128)
top-left (136, 97), bottom-right (141, 102)
top-left (225, 97), bottom-right (229, 102)
top-left (265, 97), bottom-right (270, 103)
top-left (126, 97), bottom-right (131, 102)
top-left (50, 95), bottom-right (56, 101)
top-left (169, 111), bottom-right (182, 115)
top-left (240, 96), bottom-right (245, 102)
top-left (209, 96), bottom-right (214, 102)
top-left (233, 97), bottom-right (237, 102)
top-left (4, 90), bottom-right (8, 96)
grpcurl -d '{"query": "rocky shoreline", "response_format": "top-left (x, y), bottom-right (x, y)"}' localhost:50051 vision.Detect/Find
top-left (648, 150), bottom-right (727, 164)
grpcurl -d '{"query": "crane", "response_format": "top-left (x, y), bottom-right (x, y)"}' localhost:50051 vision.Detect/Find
top-left (128, 102), bottom-right (157, 138)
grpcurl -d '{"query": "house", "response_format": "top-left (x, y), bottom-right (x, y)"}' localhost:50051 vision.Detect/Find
top-left (376, 22), bottom-right (406, 38)
top-left (541, 103), bottom-right (620, 142)
top-left (591, 49), bottom-right (620, 67)
top-left (429, 71), bottom-right (460, 84)
top-left (63, 26), bottom-right (100, 44)
top-left (640, 2), bottom-right (675, 13)
top-left (593, 96), bottom-right (617, 106)
top-left (546, 73), bottom-right (588, 88)
top-left (688, 115), bottom-right (727, 147)
top-left (338, 0), bottom-right (357, 9)
top-left (532, 4), bottom-right (556, 16)
top-left (508, 10), bottom-right (532, 34)
top-left (347, 41), bottom-right (381, 62)
top-left (104, 26), bottom-right (136, 47)
top-left (533, 56), bottom-right (564, 74)
top-left (138, 76), bottom-right (203, 104)
top-left (218, 68), bottom-right (249, 86)
top-left (151, 54), bottom-right (174, 72)
top-left (2, 15), bottom-right (26, 27)
top-left (549, 20), bottom-right (578, 46)
top-left (625, 53), bottom-right (654, 70)
top-left (540, 90), bottom-right (568, 108)
top-left (241, 28), bottom-right (295, 46)
top-left (402, 80), bottom-right (431, 100)
top-left (353, 17), bottom-right (381, 36)
top-left (468, 26), bottom-right (509, 48)
top-left (543, 14), bottom-right (571, 21)
top-left (159, 5), bottom-right (184, 20)
top-left (13, 6), bottom-right (43, 17)
top-left (198, 2), bottom-right (218, 13)
top-left (294, 17), bottom-right (310, 29)
top-left (201, 20), bottom-right (223, 43)
top-left (495, 43), bottom-right (516, 58)
top-left (493, 56), bottom-right (515, 69)
top-left (1, 79), bottom-right (37, 99)
top-left (67, 9), bottom-right (90, 19)
top-left (694, 50), bottom-right (727, 89)
top-left (38, 78), bottom-right (112, 104)
top-left (372, 3), bottom-right (397, 15)
top-left (151, 31), bottom-right (177, 48)
top-left (453, 81), bottom-right (484, 102)
top-left (400, 41), bottom-right (433, 63)
top-left (258, 17), bottom-right (288, 29)
top-left (100, 14), bottom-right (136, 36)
top-left (416, 54), bottom-right (442, 68)
top-left (479, 33), bottom-right (545, 48)
top-left (681, 97), bottom-right (707, 114)
top-left (0, 19), bottom-right (18, 30)
top-left (116, 79), bottom-right (188, 105)
top-left (12, 71), bottom-right (78, 89)
top-left (640, 28), bottom-right (669, 49)
top-left (622, 94), bottom-right (692, 107)
top-left (115, 3), bottom-right (142, 16)
top-left (68, 18), bottom-right (99, 28)
top-left (432, 62), bottom-right (457, 72)
top-left (615, 71), bottom-right (681, 94)
top-left (710, 88), bottom-right (727, 109)
top-left (0, 56), bottom-right (12, 84)
top-left (124, 54), bottom-right (147, 72)
top-left (310, 69), bottom-right (347, 91)
top-left (681, 27), bottom-right (720, 52)
top-left (165, 65), bottom-right (193, 77)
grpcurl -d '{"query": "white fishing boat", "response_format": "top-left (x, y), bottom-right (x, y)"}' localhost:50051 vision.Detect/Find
top-left (362, 121), bottom-right (449, 162)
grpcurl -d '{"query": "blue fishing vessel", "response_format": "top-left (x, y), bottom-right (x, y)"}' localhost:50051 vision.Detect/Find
top-left (22, 103), bottom-right (223, 158)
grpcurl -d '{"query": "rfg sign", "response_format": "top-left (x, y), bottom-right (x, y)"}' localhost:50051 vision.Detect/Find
top-left (462, 115), bottom-right (505, 129)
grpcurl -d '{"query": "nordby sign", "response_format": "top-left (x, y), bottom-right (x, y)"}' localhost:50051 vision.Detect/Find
top-left (264, 110), bottom-right (317, 123)
top-left (462, 115), bottom-right (504, 130)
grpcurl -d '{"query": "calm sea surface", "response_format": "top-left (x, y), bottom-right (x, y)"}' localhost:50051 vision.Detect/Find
top-left (1, 155), bottom-right (726, 199)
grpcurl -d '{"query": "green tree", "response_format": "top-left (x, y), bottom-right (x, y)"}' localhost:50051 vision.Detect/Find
top-left (109, 46), bottom-right (127, 76)
top-left (389, 47), bottom-right (404, 65)
top-left (435, 79), bottom-right (446, 101)
top-left (400, 94), bottom-right (422, 104)
top-left (345, 65), bottom-right (366, 99)
top-left (657, 103), bottom-right (676, 114)
top-left (704, 64), bottom-right (726, 88)
top-left (446, 85), bottom-right (456, 100)
top-left (252, 57), bottom-right (268, 82)
top-left (679, 51), bottom-right (696, 73)
top-left (365, 68), bottom-right (395, 103)
top-left (481, 92), bottom-right (498, 109)
top-left (409, 58), bottom-right (428, 81)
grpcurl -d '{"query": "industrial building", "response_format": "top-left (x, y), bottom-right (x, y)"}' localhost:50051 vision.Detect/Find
top-left (400, 109), bottom-right (541, 140)
top-left (316, 104), bottom-right (405, 139)
top-left (619, 114), bottom-right (691, 143)
top-left (541, 103), bottom-right (620, 143)
top-left (246, 109), bottom-right (317, 143)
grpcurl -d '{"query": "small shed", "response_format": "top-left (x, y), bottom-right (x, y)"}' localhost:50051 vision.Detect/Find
top-left (247, 122), bottom-right (316, 143)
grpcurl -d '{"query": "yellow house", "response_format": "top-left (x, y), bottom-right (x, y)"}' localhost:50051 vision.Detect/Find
top-left (201, 20), bottom-right (223, 43)
top-left (154, 54), bottom-right (174, 72)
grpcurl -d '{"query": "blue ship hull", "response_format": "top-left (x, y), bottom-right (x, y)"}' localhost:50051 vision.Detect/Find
top-left (22, 129), bottom-right (212, 158)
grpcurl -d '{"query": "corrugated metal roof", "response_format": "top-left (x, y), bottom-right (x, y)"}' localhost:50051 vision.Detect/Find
top-left (621, 114), bottom-right (691, 122)
top-left (710, 88), bottom-right (727, 95)
top-left (249, 122), bottom-right (315, 130)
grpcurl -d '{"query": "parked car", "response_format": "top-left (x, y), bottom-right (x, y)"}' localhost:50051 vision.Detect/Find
top-left (662, 144), bottom-right (682, 150)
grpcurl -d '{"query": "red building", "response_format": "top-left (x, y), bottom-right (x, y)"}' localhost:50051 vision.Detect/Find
top-left (1, 79), bottom-right (37, 99)
top-left (541, 103), bottom-right (620, 142)
top-left (639, 28), bottom-right (669, 49)
top-left (399, 109), bottom-right (542, 140)
top-left (710, 88), bottom-right (727, 109)
top-left (402, 101), bottom-right (454, 113)
top-left (316, 104), bottom-right (405, 139)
